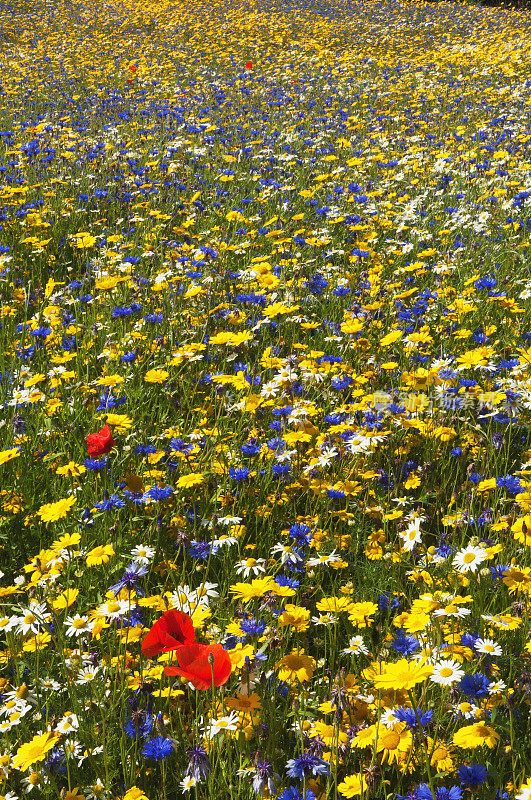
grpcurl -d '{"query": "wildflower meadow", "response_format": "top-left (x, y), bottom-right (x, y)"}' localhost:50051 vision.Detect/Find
top-left (1, 0), bottom-right (531, 797)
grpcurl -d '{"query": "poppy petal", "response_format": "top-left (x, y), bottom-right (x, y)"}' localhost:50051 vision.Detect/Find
top-left (141, 609), bottom-right (196, 657)
top-left (164, 642), bottom-right (232, 690)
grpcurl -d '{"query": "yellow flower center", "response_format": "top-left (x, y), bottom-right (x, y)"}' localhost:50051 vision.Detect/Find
top-left (73, 618), bottom-right (87, 629)
top-left (440, 668), bottom-right (453, 677)
top-left (382, 730), bottom-right (400, 749)
top-left (463, 553), bottom-right (476, 564)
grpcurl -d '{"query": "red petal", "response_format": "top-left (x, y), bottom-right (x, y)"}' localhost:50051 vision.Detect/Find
top-left (141, 610), bottom-right (195, 657)
top-left (164, 643), bottom-right (232, 690)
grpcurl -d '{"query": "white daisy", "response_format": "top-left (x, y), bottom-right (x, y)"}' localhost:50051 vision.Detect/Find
top-left (430, 659), bottom-right (465, 686)
top-left (399, 517), bottom-right (422, 551)
top-left (75, 666), bottom-right (100, 685)
top-left (342, 635), bottom-right (369, 656)
top-left (181, 776), bottom-right (198, 791)
top-left (56, 712), bottom-right (79, 734)
top-left (474, 638), bottom-right (502, 657)
top-left (64, 615), bottom-right (93, 637)
top-left (488, 679), bottom-right (507, 695)
top-left (452, 545), bottom-right (487, 573)
top-left (235, 557), bottom-right (267, 578)
top-left (130, 544), bottom-right (156, 564)
top-left (204, 711), bottom-right (239, 739)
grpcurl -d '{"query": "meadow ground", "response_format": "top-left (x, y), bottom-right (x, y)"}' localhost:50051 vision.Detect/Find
top-left (1, 0), bottom-right (531, 797)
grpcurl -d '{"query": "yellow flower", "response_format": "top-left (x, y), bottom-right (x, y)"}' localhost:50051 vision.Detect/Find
top-left (0, 447), bottom-right (20, 465)
top-left (123, 788), bottom-right (149, 800)
top-left (229, 578), bottom-right (275, 602)
top-left (225, 692), bottom-right (262, 712)
top-left (37, 496), bottom-right (76, 523)
top-left (337, 773), bottom-right (368, 797)
top-left (340, 319), bottom-right (364, 334)
top-left (347, 601), bottom-right (379, 627)
top-left (502, 566), bottom-right (531, 594)
top-left (56, 461), bottom-right (86, 477)
top-left (176, 473), bottom-right (204, 489)
top-left (278, 604), bottom-right (310, 631)
top-left (64, 790), bottom-right (85, 800)
top-left (316, 596), bottom-right (353, 613)
top-left (376, 722), bottom-right (412, 765)
top-left (227, 643), bottom-right (255, 670)
top-left (96, 375), bottom-right (124, 388)
top-left (52, 532), bottom-right (81, 551)
top-left (86, 544), bottom-right (115, 567)
top-left (352, 723), bottom-right (377, 749)
top-left (12, 732), bottom-right (60, 770)
top-left (456, 348), bottom-right (488, 368)
top-left (372, 659), bottom-right (433, 691)
top-left (276, 651), bottom-right (315, 683)
top-left (72, 232), bottom-right (96, 248)
top-left (101, 413), bottom-right (133, 433)
top-left (453, 722), bottom-right (500, 749)
top-left (309, 719), bottom-right (348, 746)
top-left (427, 738), bottom-right (455, 772)
top-left (52, 588), bottom-right (79, 610)
top-left (380, 330), bottom-right (403, 347)
top-left (144, 369), bottom-right (169, 383)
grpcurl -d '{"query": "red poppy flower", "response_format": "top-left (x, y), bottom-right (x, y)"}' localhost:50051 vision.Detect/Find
top-left (86, 424), bottom-right (116, 457)
top-left (245, 61), bottom-right (253, 70)
top-left (141, 609), bottom-right (196, 658)
top-left (129, 64), bottom-right (138, 73)
top-left (164, 642), bottom-right (232, 690)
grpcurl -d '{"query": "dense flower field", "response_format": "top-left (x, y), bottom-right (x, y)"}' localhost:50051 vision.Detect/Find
top-left (1, 0), bottom-right (531, 796)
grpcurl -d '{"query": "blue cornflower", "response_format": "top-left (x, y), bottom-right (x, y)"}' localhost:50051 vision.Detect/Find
top-left (95, 493), bottom-right (125, 511)
top-left (394, 706), bottom-right (433, 730)
top-left (496, 474), bottom-right (523, 494)
top-left (289, 524), bottom-right (311, 547)
top-left (274, 575), bottom-right (299, 589)
top-left (240, 616), bottom-right (267, 636)
top-left (326, 488), bottom-right (345, 498)
top-left (142, 736), bottom-right (174, 761)
top-left (229, 466), bottom-right (250, 480)
top-left (378, 592), bottom-right (400, 611)
top-left (457, 763), bottom-right (488, 788)
top-left (272, 463), bottom-right (290, 477)
top-left (278, 789), bottom-right (315, 800)
top-left (252, 760), bottom-right (279, 796)
top-left (185, 745), bottom-right (211, 781)
top-left (286, 752), bottom-right (330, 780)
top-left (124, 712), bottom-right (152, 739)
top-left (144, 485), bottom-right (174, 501)
top-left (108, 562), bottom-right (148, 596)
top-left (490, 565), bottom-right (510, 582)
top-left (188, 540), bottom-right (218, 559)
top-left (391, 629), bottom-right (420, 656)
top-left (31, 326), bottom-right (52, 338)
top-left (417, 786), bottom-right (462, 800)
top-left (170, 438), bottom-right (193, 453)
top-left (458, 672), bottom-right (490, 699)
top-left (461, 632), bottom-right (481, 650)
top-left (44, 747), bottom-right (67, 775)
